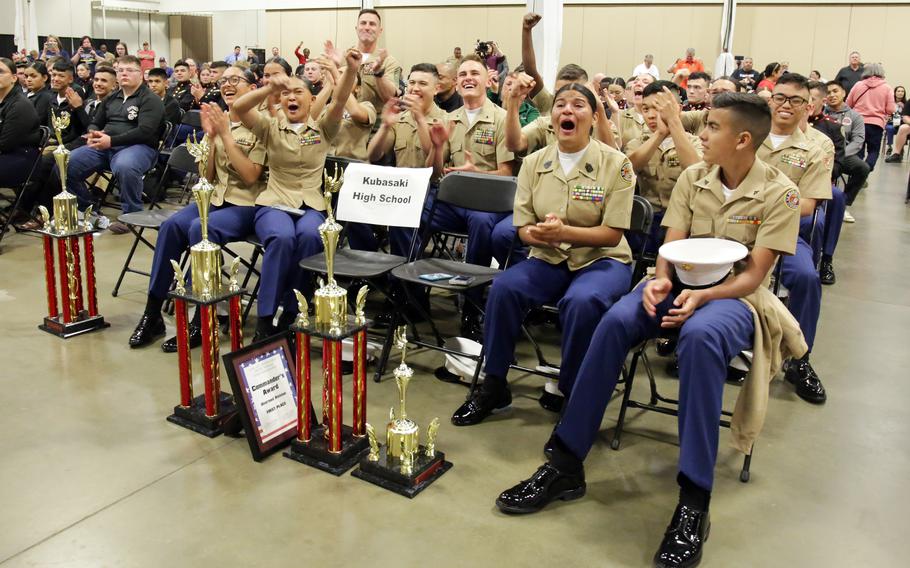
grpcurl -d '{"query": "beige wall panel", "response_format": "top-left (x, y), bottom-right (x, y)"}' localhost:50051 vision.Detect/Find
top-left (846, 6), bottom-right (888, 63)
top-left (808, 6), bottom-right (851, 79)
top-left (881, 7), bottom-right (910, 88)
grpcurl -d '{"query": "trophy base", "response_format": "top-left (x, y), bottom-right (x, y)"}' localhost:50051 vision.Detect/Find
top-left (39, 313), bottom-right (109, 339)
top-left (352, 447), bottom-right (452, 498)
top-left (283, 425), bottom-right (369, 476)
top-left (167, 393), bottom-right (240, 438)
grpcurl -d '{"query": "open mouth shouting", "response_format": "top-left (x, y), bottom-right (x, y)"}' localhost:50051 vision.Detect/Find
top-left (558, 113), bottom-right (578, 137)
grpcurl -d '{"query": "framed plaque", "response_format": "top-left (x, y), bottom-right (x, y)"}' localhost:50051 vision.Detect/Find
top-left (224, 334), bottom-right (298, 461)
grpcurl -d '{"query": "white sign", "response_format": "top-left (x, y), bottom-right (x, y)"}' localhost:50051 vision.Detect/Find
top-left (240, 348), bottom-right (297, 444)
top-left (336, 163), bottom-right (432, 228)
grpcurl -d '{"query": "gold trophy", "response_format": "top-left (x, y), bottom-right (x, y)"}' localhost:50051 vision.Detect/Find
top-left (313, 164), bottom-right (346, 328)
top-left (353, 326), bottom-right (451, 497)
top-left (186, 133), bottom-right (221, 300)
top-left (50, 111), bottom-right (78, 234)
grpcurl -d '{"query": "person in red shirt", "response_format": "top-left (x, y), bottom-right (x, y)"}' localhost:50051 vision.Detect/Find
top-left (756, 62), bottom-right (782, 91)
top-left (137, 42), bottom-right (155, 73)
top-left (667, 48), bottom-right (704, 88)
top-left (294, 42), bottom-right (309, 65)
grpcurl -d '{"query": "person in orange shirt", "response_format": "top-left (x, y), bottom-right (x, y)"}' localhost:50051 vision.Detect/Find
top-left (137, 42), bottom-right (156, 73)
top-left (667, 48), bottom-right (704, 89)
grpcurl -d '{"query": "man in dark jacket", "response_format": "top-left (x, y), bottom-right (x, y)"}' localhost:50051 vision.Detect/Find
top-left (65, 55), bottom-right (164, 232)
top-left (833, 51), bottom-right (864, 97)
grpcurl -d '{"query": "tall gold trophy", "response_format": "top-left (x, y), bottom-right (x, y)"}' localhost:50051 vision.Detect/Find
top-left (35, 111), bottom-right (108, 338)
top-left (352, 326), bottom-right (452, 497)
top-left (283, 164), bottom-right (373, 475)
top-left (185, 133), bottom-right (222, 301)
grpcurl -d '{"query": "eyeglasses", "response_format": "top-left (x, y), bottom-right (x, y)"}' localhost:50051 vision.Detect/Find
top-left (117, 68), bottom-right (142, 75)
top-left (770, 93), bottom-right (808, 108)
top-left (217, 77), bottom-right (250, 87)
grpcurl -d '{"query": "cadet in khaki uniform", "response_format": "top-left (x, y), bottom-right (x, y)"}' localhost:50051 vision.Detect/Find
top-left (351, 9), bottom-right (401, 114)
top-left (615, 74), bottom-right (656, 151)
top-left (497, 94), bottom-right (801, 568)
top-left (130, 66), bottom-right (268, 349)
top-left (232, 50), bottom-right (360, 339)
top-left (448, 83), bottom-right (634, 427)
top-left (310, 60), bottom-right (377, 162)
top-left (625, 81), bottom-right (703, 253)
top-left (756, 74), bottom-right (830, 404)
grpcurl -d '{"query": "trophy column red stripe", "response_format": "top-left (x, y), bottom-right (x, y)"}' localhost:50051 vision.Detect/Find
top-left (211, 306), bottom-right (221, 416)
top-left (200, 304), bottom-right (216, 417)
top-left (56, 238), bottom-right (72, 323)
top-left (175, 298), bottom-right (193, 407)
top-left (321, 339), bottom-right (329, 432)
top-left (303, 334), bottom-right (312, 441)
top-left (69, 236), bottom-right (84, 314)
top-left (229, 295), bottom-right (242, 351)
top-left (295, 331), bottom-right (305, 441)
top-left (329, 339), bottom-right (343, 453)
top-left (43, 236), bottom-right (58, 318)
top-left (83, 234), bottom-right (98, 317)
top-left (352, 330), bottom-right (366, 437)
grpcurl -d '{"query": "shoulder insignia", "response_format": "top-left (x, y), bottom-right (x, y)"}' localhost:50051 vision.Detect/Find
top-left (585, 163), bottom-right (594, 173)
top-left (543, 160), bottom-right (553, 169)
top-left (784, 188), bottom-right (800, 210)
top-left (620, 161), bottom-right (634, 183)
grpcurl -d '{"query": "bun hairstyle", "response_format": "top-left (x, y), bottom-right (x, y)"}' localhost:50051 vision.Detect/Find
top-left (554, 82), bottom-right (598, 112)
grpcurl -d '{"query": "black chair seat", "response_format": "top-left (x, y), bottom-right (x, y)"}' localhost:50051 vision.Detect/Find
top-left (391, 258), bottom-right (498, 291)
top-left (301, 249), bottom-right (406, 279)
top-left (119, 209), bottom-right (178, 229)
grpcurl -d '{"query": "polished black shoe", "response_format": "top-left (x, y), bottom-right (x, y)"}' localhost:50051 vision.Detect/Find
top-left (726, 366), bottom-right (746, 384)
top-left (495, 463), bottom-right (586, 514)
top-left (538, 390), bottom-right (564, 413)
top-left (785, 358), bottom-right (827, 404)
top-left (129, 313), bottom-right (166, 348)
top-left (161, 322), bottom-right (202, 353)
top-left (819, 260), bottom-right (836, 286)
top-left (656, 335), bottom-right (678, 357)
top-left (884, 153), bottom-right (902, 163)
top-left (451, 388), bottom-right (512, 426)
top-left (653, 504), bottom-right (710, 568)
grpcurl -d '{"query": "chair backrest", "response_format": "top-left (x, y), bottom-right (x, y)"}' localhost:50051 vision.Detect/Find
top-left (629, 195), bottom-right (654, 237)
top-left (182, 110), bottom-right (202, 129)
top-left (436, 171), bottom-right (517, 214)
top-left (158, 121), bottom-right (174, 151)
top-left (167, 144), bottom-right (199, 175)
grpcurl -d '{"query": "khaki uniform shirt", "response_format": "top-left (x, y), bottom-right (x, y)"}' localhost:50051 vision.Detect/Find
top-left (663, 160), bottom-right (800, 258)
top-left (681, 109), bottom-right (709, 135)
top-left (803, 126), bottom-right (836, 175)
top-left (331, 102), bottom-right (377, 162)
top-left (531, 87), bottom-right (554, 115)
top-left (521, 116), bottom-right (556, 154)
top-left (514, 140), bottom-right (635, 269)
top-left (388, 103), bottom-right (447, 168)
top-left (210, 122), bottom-right (268, 207)
top-left (756, 128), bottom-right (831, 201)
top-left (357, 54), bottom-right (403, 112)
top-left (444, 97), bottom-right (514, 172)
top-left (625, 131), bottom-right (704, 211)
top-left (250, 112), bottom-right (340, 210)
top-left (617, 109), bottom-right (647, 152)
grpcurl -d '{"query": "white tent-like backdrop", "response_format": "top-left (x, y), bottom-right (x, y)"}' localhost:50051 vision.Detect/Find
top-left (14, 0), bottom-right (40, 54)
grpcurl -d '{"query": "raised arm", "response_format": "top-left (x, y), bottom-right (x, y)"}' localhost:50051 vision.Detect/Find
top-left (521, 13), bottom-right (545, 98)
top-left (325, 48), bottom-right (362, 125)
top-left (233, 75), bottom-right (278, 130)
top-left (367, 98), bottom-right (400, 162)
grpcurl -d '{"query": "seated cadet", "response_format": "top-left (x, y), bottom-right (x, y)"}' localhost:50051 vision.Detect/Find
top-left (24, 61), bottom-right (53, 123)
top-left (301, 60), bottom-right (324, 95)
top-left (449, 83), bottom-right (635, 426)
top-left (167, 60), bottom-right (196, 112)
top-left (426, 54), bottom-right (516, 338)
top-left (682, 71), bottom-right (711, 111)
top-left (616, 73), bottom-right (656, 151)
top-left (46, 60), bottom-right (88, 138)
top-left (206, 61), bottom-right (228, 105)
top-left (603, 77), bottom-right (627, 111)
top-left (678, 76), bottom-right (740, 137)
top-left (757, 73), bottom-right (829, 404)
top-left (824, 81), bottom-right (870, 209)
top-left (259, 57), bottom-right (293, 118)
top-left (499, 72), bottom-right (539, 127)
top-left (129, 66), bottom-right (268, 348)
top-left (625, 81), bottom-right (702, 253)
top-left (232, 50), bottom-right (358, 340)
top-left (146, 67), bottom-right (182, 126)
top-left (0, 58), bottom-right (42, 190)
top-left (804, 81), bottom-right (847, 285)
top-left (312, 57), bottom-right (376, 163)
top-left (497, 93), bottom-right (803, 568)
top-left (434, 62), bottom-right (463, 113)
top-left (65, 55), bottom-right (165, 233)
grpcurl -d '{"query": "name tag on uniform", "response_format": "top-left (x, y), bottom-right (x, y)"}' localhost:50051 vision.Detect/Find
top-left (780, 152), bottom-right (807, 168)
top-left (473, 127), bottom-right (495, 146)
top-left (298, 131), bottom-right (322, 146)
top-left (728, 215), bottom-right (762, 225)
top-left (571, 184), bottom-right (605, 202)
top-left (235, 137), bottom-right (255, 148)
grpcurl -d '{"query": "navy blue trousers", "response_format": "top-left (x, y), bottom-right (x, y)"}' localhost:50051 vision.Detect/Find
top-left (66, 144), bottom-right (158, 214)
top-left (781, 215), bottom-right (823, 351)
top-left (823, 186), bottom-right (846, 258)
top-left (491, 214), bottom-right (528, 268)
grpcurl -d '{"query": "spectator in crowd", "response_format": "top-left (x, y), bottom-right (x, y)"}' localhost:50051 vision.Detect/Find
top-left (39, 35), bottom-right (69, 62)
top-left (683, 71), bottom-right (711, 110)
top-left (270, 47), bottom-right (280, 59)
top-left (258, 57), bottom-right (293, 118)
top-left (603, 77), bottom-right (627, 111)
top-left (65, 54), bottom-right (165, 232)
top-left (834, 51), bottom-right (864, 96)
top-left (846, 62), bottom-right (894, 170)
top-left (146, 67), bottom-right (182, 126)
top-left (246, 49), bottom-right (259, 65)
top-left (15, 62), bottom-right (28, 93)
top-left (24, 61), bottom-right (53, 124)
top-left (137, 42), bottom-right (155, 72)
top-left (75, 63), bottom-right (91, 90)
top-left (225, 46), bottom-right (243, 64)
top-left (498, 71), bottom-right (539, 127)
top-left (446, 46), bottom-right (463, 68)
top-left (667, 47), bottom-right (704, 88)
top-left (632, 54), bottom-right (660, 80)
top-left (884, 102), bottom-right (910, 163)
top-left (71, 36), bottom-right (100, 74)
top-left (294, 43), bottom-right (309, 65)
top-left (98, 44), bottom-right (115, 62)
top-left (0, 58), bottom-right (42, 192)
top-left (301, 60), bottom-right (324, 95)
top-left (809, 70), bottom-right (826, 82)
top-left (434, 61), bottom-right (462, 112)
top-left (168, 59), bottom-right (195, 112)
top-left (731, 56), bottom-right (759, 92)
top-left (825, 81), bottom-right (871, 204)
top-left (47, 60), bottom-right (87, 127)
top-left (884, 85), bottom-right (905, 153)
top-left (158, 57), bottom-right (173, 77)
top-left (185, 58), bottom-right (199, 81)
top-left (348, 9), bottom-right (402, 109)
top-left (115, 42), bottom-right (129, 57)
top-left (756, 62), bottom-right (782, 91)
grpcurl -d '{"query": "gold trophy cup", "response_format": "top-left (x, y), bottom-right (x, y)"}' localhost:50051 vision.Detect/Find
top-left (186, 133), bottom-right (221, 300)
top-left (50, 111), bottom-right (79, 234)
top-left (313, 164), bottom-right (347, 328)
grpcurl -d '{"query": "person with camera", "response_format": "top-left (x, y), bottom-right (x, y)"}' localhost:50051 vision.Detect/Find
top-left (38, 36), bottom-right (69, 62)
top-left (71, 36), bottom-right (101, 75)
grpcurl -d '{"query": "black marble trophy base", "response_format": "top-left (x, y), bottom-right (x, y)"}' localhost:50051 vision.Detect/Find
top-left (283, 425), bottom-right (369, 475)
top-left (167, 393), bottom-right (239, 438)
top-left (39, 313), bottom-right (109, 338)
top-left (352, 446), bottom-right (452, 498)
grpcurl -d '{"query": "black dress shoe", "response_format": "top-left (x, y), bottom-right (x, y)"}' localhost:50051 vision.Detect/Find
top-left (495, 463), bottom-right (586, 514)
top-left (656, 335), bottom-right (678, 357)
top-left (819, 260), bottom-right (836, 286)
top-left (451, 388), bottom-right (512, 426)
top-left (538, 389), bottom-right (564, 413)
top-left (653, 504), bottom-right (710, 568)
top-left (129, 313), bottom-right (166, 348)
top-left (665, 359), bottom-right (679, 378)
top-left (161, 322), bottom-right (202, 353)
top-left (460, 311), bottom-right (484, 342)
top-left (785, 358), bottom-right (827, 404)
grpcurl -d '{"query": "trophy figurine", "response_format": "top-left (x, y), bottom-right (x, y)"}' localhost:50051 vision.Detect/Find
top-left (352, 326), bottom-right (452, 497)
top-left (313, 164), bottom-right (347, 327)
top-left (185, 133), bottom-right (221, 299)
top-left (50, 111), bottom-right (78, 234)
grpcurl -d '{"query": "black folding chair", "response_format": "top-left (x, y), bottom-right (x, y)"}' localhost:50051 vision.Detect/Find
top-left (385, 171), bottom-right (517, 389)
top-left (0, 126), bottom-right (52, 252)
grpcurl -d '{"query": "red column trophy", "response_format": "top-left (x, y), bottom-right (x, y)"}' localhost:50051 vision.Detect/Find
top-left (166, 134), bottom-right (242, 438)
top-left (36, 111), bottom-right (109, 338)
top-left (352, 326), bottom-right (452, 497)
top-left (283, 166), bottom-right (371, 475)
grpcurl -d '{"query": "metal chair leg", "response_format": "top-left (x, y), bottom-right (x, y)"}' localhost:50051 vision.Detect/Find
top-left (374, 311), bottom-right (399, 383)
top-left (112, 226), bottom-right (144, 297)
top-left (612, 346), bottom-right (643, 450)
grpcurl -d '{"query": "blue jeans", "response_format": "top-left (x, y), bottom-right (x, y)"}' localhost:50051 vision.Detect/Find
top-left (66, 144), bottom-right (158, 214)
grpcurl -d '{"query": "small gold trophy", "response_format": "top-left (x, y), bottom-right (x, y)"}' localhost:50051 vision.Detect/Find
top-left (186, 133), bottom-right (221, 299)
top-left (50, 111), bottom-right (79, 234)
top-left (353, 326), bottom-right (451, 496)
top-left (313, 164), bottom-right (347, 327)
